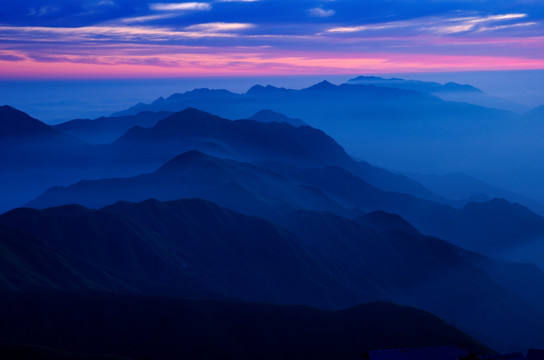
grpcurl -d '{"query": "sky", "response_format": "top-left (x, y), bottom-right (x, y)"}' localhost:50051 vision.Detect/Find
top-left (0, 0), bottom-right (543, 78)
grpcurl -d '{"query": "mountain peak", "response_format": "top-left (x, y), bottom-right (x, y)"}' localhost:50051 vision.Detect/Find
top-left (246, 84), bottom-right (285, 96)
top-left (156, 150), bottom-right (221, 174)
top-left (306, 80), bottom-right (337, 91)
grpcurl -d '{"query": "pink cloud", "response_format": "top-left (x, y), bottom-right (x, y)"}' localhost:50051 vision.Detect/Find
top-left (1, 49), bottom-right (543, 79)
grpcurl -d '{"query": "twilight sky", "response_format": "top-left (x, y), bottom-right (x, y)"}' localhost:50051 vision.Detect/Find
top-left (0, 0), bottom-right (543, 78)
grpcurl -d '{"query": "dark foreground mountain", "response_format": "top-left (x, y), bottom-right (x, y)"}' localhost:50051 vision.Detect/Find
top-left (0, 290), bottom-right (490, 360)
top-left (3, 198), bottom-right (544, 351)
top-left (52, 111), bottom-right (173, 144)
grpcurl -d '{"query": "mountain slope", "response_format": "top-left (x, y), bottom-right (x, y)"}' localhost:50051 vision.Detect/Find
top-left (1, 199), bottom-right (354, 308)
top-left (0, 106), bottom-right (95, 213)
top-left (3, 198), bottom-right (544, 350)
top-left (249, 109), bottom-right (307, 127)
top-left (28, 149), bottom-right (544, 258)
top-left (346, 75), bottom-right (527, 113)
top-left (110, 81), bottom-right (532, 203)
top-left (260, 163), bottom-right (544, 257)
top-left (0, 291), bottom-right (490, 360)
top-left (27, 150), bottom-right (347, 218)
top-left (52, 111), bottom-right (172, 144)
top-left (110, 108), bottom-right (439, 200)
top-left (0, 105), bottom-right (59, 139)
top-left (0, 107), bottom-right (440, 213)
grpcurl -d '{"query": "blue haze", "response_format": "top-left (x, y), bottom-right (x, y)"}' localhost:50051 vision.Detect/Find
top-left (1, 71), bottom-right (543, 124)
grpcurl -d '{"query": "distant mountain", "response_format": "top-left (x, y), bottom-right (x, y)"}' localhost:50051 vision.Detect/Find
top-left (0, 291), bottom-right (490, 360)
top-left (111, 108), bottom-right (439, 200)
top-left (0, 107), bottom-right (440, 213)
top-left (347, 76), bottom-right (483, 94)
top-left (2, 198), bottom-right (544, 351)
top-left (249, 109), bottom-right (307, 127)
top-left (110, 81), bottom-right (526, 200)
top-left (52, 111), bottom-right (173, 144)
top-left (113, 108), bottom-right (351, 168)
top-left (346, 76), bottom-right (527, 113)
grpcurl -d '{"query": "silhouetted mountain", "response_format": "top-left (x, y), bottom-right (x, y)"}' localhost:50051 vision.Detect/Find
top-left (249, 109), bottom-right (307, 127)
top-left (0, 107), bottom-right (439, 213)
top-left (110, 108), bottom-right (439, 200)
top-left (111, 81), bottom-right (537, 204)
top-left (0, 199), bottom-right (351, 307)
top-left (0, 223), bottom-right (133, 292)
top-left (357, 210), bottom-right (419, 235)
top-left (27, 150), bottom-right (347, 218)
top-left (347, 76), bottom-right (482, 94)
top-left (0, 105), bottom-right (58, 139)
top-left (346, 76), bottom-right (527, 113)
top-left (114, 108), bottom-right (352, 168)
top-left (279, 209), bottom-right (544, 352)
top-left (3, 198), bottom-right (544, 350)
top-left (0, 106), bottom-right (95, 213)
top-left (406, 172), bottom-right (544, 216)
top-left (52, 111), bottom-right (173, 144)
top-left (28, 144), bottom-right (544, 258)
top-left (261, 164), bottom-right (544, 257)
top-left (0, 291), bottom-right (490, 360)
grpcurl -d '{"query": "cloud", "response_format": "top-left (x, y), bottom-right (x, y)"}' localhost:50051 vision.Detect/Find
top-left (308, 7), bottom-right (335, 18)
top-left (149, 2), bottom-right (211, 11)
top-left (28, 6), bottom-right (60, 17)
top-left (184, 22), bottom-right (253, 32)
top-left (430, 13), bottom-right (529, 34)
top-left (327, 23), bottom-right (399, 33)
top-left (120, 14), bottom-right (179, 23)
top-left (0, 25), bottom-right (239, 42)
top-left (0, 54), bottom-right (25, 61)
top-left (327, 13), bottom-right (533, 35)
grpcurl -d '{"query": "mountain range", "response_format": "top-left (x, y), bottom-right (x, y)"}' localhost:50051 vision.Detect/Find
top-left (26, 109), bottom-right (544, 260)
top-left (2, 198), bottom-right (544, 351)
top-left (109, 77), bottom-right (544, 204)
top-left (3, 76), bottom-right (544, 355)
top-left (346, 75), bottom-right (527, 113)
